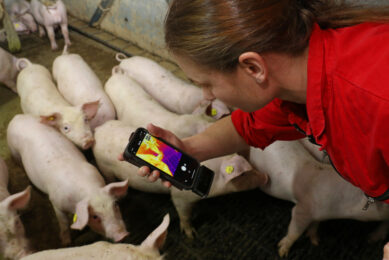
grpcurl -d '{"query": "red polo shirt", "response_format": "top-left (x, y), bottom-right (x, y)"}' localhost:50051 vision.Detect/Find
top-left (231, 23), bottom-right (389, 202)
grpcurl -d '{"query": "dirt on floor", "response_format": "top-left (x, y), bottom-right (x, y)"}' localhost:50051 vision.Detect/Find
top-left (0, 31), bottom-right (387, 260)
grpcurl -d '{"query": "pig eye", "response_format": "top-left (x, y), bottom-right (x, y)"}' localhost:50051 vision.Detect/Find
top-left (63, 125), bottom-right (71, 133)
top-left (84, 117), bottom-right (89, 123)
top-left (92, 215), bottom-right (100, 220)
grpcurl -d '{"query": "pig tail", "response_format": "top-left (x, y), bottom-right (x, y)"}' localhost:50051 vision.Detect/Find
top-left (16, 58), bottom-right (31, 71)
top-left (115, 53), bottom-right (127, 62)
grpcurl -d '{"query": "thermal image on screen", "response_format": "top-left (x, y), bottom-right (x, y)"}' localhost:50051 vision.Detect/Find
top-left (136, 134), bottom-right (182, 177)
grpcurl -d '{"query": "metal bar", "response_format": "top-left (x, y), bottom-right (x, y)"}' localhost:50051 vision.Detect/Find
top-left (68, 24), bottom-right (132, 57)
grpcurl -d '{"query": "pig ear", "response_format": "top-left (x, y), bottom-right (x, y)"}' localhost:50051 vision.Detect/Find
top-left (40, 113), bottom-right (62, 126)
top-left (2, 186), bottom-right (31, 211)
top-left (112, 65), bottom-right (125, 75)
top-left (192, 100), bottom-right (211, 116)
top-left (82, 100), bottom-right (100, 120)
top-left (209, 99), bottom-right (231, 119)
top-left (103, 179), bottom-right (129, 199)
top-left (71, 199), bottom-right (89, 230)
top-left (219, 155), bottom-right (254, 183)
top-left (140, 214), bottom-right (170, 250)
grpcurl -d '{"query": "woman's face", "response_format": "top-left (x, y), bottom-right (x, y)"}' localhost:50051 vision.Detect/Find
top-left (173, 54), bottom-right (278, 112)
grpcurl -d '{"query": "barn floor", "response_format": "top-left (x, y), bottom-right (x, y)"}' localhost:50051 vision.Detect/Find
top-left (0, 23), bottom-right (387, 260)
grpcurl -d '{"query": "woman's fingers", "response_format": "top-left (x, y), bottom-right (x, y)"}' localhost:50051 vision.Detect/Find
top-left (147, 170), bottom-right (160, 182)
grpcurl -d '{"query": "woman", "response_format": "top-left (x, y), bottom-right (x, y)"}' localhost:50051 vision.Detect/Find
top-left (123, 0), bottom-right (389, 255)
top-left (138, 0), bottom-right (389, 207)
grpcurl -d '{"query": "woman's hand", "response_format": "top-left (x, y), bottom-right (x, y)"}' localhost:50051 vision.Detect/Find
top-left (118, 123), bottom-right (187, 188)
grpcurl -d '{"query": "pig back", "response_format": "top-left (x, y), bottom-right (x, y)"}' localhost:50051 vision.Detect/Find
top-left (53, 53), bottom-right (116, 129)
top-left (0, 47), bottom-right (18, 88)
top-left (7, 114), bottom-right (104, 194)
top-left (17, 64), bottom-right (69, 114)
top-left (21, 241), bottom-right (163, 260)
top-left (105, 73), bottom-right (211, 138)
top-left (118, 55), bottom-right (203, 114)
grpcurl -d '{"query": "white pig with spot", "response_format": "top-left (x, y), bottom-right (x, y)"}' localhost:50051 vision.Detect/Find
top-left (53, 46), bottom-right (116, 130)
top-left (249, 141), bottom-right (389, 257)
top-left (115, 54), bottom-right (230, 119)
top-left (0, 47), bottom-right (19, 92)
top-left (0, 157), bottom-right (32, 259)
top-left (30, 0), bottom-right (70, 50)
top-left (93, 120), bottom-right (269, 237)
top-left (16, 59), bottom-right (98, 149)
top-left (21, 214), bottom-right (170, 260)
top-left (105, 69), bottom-right (213, 139)
top-left (7, 114), bottom-right (129, 246)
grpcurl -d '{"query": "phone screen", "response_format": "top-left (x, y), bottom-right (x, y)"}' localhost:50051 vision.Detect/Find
top-left (136, 133), bottom-right (181, 177)
top-left (133, 132), bottom-right (198, 187)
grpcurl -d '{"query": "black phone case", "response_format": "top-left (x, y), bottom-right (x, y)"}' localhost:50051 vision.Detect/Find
top-left (123, 128), bottom-right (214, 197)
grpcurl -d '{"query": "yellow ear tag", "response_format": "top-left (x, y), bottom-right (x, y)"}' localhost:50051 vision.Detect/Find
top-left (15, 23), bottom-right (20, 29)
top-left (225, 166), bottom-right (234, 174)
top-left (211, 108), bottom-right (218, 117)
top-left (49, 116), bottom-right (55, 121)
top-left (73, 214), bottom-right (77, 223)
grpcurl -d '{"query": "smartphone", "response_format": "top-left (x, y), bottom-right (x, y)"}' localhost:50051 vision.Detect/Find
top-left (123, 127), bottom-right (214, 197)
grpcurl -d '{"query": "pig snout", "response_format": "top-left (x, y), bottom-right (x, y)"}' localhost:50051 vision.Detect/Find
top-left (112, 230), bottom-right (129, 242)
top-left (105, 222), bottom-right (129, 242)
top-left (16, 248), bottom-right (33, 259)
top-left (82, 138), bottom-right (95, 150)
top-left (5, 239), bottom-right (31, 260)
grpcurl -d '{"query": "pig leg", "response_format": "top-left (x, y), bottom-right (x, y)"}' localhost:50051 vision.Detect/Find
top-left (4, 80), bottom-right (17, 93)
top-left (45, 25), bottom-right (58, 50)
top-left (38, 25), bottom-right (45, 37)
top-left (60, 23), bottom-right (71, 46)
top-left (278, 204), bottom-right (312, 257)
top-left (53, 205), bottom-right (71, 246)
top-left (171, 194), bottom-right (198, 238)
top-left (305, 221), bottom-right (320, 246)
top-left (368, 221), bottom-right (389, 243)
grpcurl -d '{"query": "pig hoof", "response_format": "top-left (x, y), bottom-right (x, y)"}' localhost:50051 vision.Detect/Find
top-left (277, 237), bottom-right (291, 258)
top-left (367, 230), bottom-right (387, 243)
top-left (306, 229), bottom-right (320, 246)
top-left (180, 225), bottom-right (196, 239)
top-left (51, 45), bottom-right (59, 51)
top-left (59, 232), bottom-right (72, 246)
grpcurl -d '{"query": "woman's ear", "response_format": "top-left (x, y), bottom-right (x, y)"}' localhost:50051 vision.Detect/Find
top-left (238, 52), bottom-right (267, 84)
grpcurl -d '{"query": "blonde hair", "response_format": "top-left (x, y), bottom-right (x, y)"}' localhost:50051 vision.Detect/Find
top-left (165, 0), bottom-right (389, 71)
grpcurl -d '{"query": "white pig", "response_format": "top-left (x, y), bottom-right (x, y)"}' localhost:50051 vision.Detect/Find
top-left (16, 59), bottom-right (98, 149)
top-left (0, 157), bottom-right (32, 260)
top-left (0, 47), bottom-right (19, 92)
top-left (21, 214), bottom-right (170, 260)
top-left (30, 0), bottom-right (70, 50)
top-left (298, 137), bottom-right (330, 164)
top-left (249, 141), bottom-right (389, 257)
top-left (104, 70), bottom-right (214, 139)
top-left (7, 114), bottom-right (129, 245)
top-left (115, 54), bottom-right (230, 119)
top-left (52, 46), bottom-right (116, 130)
top-left (93, 120), bottom-right (269, 237)
top-left (6, 0), bottom-right (37, 34)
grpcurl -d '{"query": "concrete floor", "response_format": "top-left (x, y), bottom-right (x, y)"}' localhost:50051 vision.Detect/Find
top-left (0, 27), bottom-right (387, 260)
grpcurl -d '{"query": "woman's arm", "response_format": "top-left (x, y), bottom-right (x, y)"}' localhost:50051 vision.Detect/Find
top-left (183, 115), bottom-right (249, 162)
